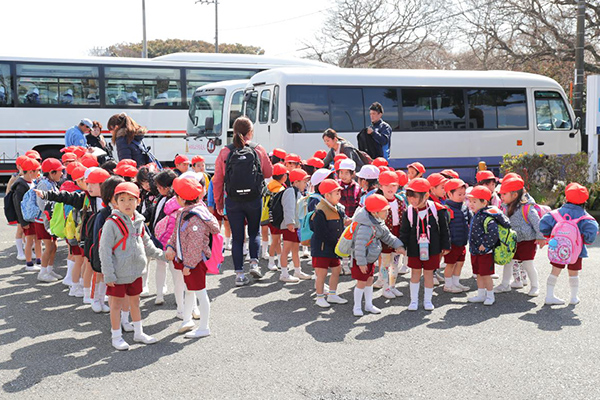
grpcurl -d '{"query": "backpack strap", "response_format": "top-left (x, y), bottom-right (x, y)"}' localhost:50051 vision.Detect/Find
top-left (522, 204), bottom-right (530, 223)
top-left (108, 215), bottom-right (129, 251)
top-left (550, 209), bottom-right (565, 224)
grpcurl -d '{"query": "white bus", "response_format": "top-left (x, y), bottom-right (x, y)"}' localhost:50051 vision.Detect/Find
top-left (0, 53), bottom-right (330, 181)
top-left (239, 68), bottom-right (580, 182)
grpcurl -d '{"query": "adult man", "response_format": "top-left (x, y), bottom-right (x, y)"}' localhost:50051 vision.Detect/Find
top-left (65, 119), bottom-right (93, 147)
top-left (367, 102), bottom-right (392, 160)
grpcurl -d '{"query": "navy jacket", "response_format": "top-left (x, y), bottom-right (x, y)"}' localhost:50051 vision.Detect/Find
top-left (445, 199), bottom-right (472, 247)
top-left (398, 201), bottom-right (451, 258)
top-left (115, 128), bottom-right (149, 167)
top-left (469, 206), bottom-right (511, 255)
top-left (309, 200), bottom-right (345, 259)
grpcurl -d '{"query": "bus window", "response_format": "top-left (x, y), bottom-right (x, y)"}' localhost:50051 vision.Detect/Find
top-left (186, 69), bottom-right (258, 106)
top-left (467, 89), bottom-right (497, 129)
top-left (16, 63), bottom-right (99, 106)
top-left (229, 91), bottom-right (243, 128)
top-left (0, 64), bottom-right (12, 106)
top-left (245, 90), bottom-right (258, 123)
top-left (496, 89), bottom-right (527, 129)
top-left (363, 87), bottom-right (399, 130)
top-left (104, 66), bottom-right (181, 107)
top-left (535, 91), bottom-right (572, 131)
top-left (287, 85), bottom-right (329, 133)
top-left (432, 89), bottom-right (465, 130)
top-left (330, 88), bottom-right (364, 132)
top-left (259, 89), bottom-right (271, 123)
top-left (189, 92), bottom-right (223, 135)
top-left (401, 89), bottom-right (434, 131)
top-left (271, 85), bottom-right (279, 123)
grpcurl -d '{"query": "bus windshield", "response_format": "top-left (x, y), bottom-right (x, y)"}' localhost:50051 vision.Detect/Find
top-left (188, 92), bottom-right (224, 136)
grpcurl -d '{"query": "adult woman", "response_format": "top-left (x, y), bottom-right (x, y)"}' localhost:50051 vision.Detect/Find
top-left (107, 113), bottom-right (149, 167)
top-left (321, 128), bottom-right (366, 170)
top-left (212, 117), bottom-right (273, 286)
top-left (86, 121), bottom-right (112, 164)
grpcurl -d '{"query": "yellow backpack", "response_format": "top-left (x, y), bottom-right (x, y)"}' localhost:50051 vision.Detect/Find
top-left (65, 210), bottom-right (77, 240)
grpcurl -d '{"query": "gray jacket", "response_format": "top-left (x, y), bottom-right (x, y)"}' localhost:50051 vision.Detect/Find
top-left (100, 209), bottom-right (165, 284)
top-left (352, 207), bottom-right (403, 266)
top-left (280, 187), bottom-right (301, 229)
top-left (503, 200), bottom-right (545, 242)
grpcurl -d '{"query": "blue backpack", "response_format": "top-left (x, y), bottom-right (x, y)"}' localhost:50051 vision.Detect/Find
top-left (299, 193), bottom-right (323, 243)
top-left (21, 188), bottom-right (41, 222)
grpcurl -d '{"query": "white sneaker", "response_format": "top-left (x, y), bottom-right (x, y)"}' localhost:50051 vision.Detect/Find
top-left (112, 337), bottom-right (130, 351)
top-left (455, 283), bottom-right (470, 292)
top-left (545, 295), bottom-right (565, 305)
top-left (483, 297), bottom-right (495, 306)
top-left (423, 301), bottom-right (435, 311)
top-left (326, 294), bottom-right (348, 304)
top-left (279, 274), bottom-right (300, 283)
top-left (433, 277), bottom-right (440, 286)
top-left (155, 297), bottom-right (165, 306)
top-left (140, 288), bottom-right (151, 297)
top-left (185, 328), bottom-right (210, 338)
top-left (37, 272), bottom-right (57, 282)
top-left (373, 277), bottom-right (384, 289)
top-left (382, 288), bottom-right (396, 299)
top-left (443, 285), bottom-right (462, 293)
top-left (262, 250), bottom-right (270, 260)
top-left (468, 295), bottom-right (486, 303)
top-left (365, 305), bottom-right (381, 314)
top-left (390, 287), bottom-right (403, 297)
top-left (91, 301), bottom-right (103, 313)
top-left (522, 279), bottom-right (528, 287)
top-left (224, 241), bottom-right (232, 251)
top-left (408, 301), bottom-right (418, 311)
top-left (302, 247), bottom-right (310, 258)
top-left (510, 280), bottom-right (524, 289)
top-left (267, 262), bottom-right (279, 271)
top-left (73, 285), bottom-right (84, 298)
top-left (491, 273), bottom-right (499, 279)
top-left (25, 264), bottom-right (41, 272)
top-left (101, 303), bottom-right (110, 313)
top-left (121, 321), bottom-right (134, 332)
top-left (62, 276), bottom-right (73, 286)
top-left (133, 333), bottom-right (157, 344)
top-left (295, 271), bottom-right (312, 280)
top-left (435, 271), bottom-right (445, 282)
top-left (178, 320), bottom-right (196, 334)
top-left (176, 311), bottom-right (184, 320)
top-left (528, 287), bottom-right (540, 297)
top-left (17, 254), bottom-right (26, 261)
top-left (83, 295), bottom-right (93, 305)
top-left (493, 284), bottom-right (511, 293)
top-left (315, 297), bottom-right (331, 308)
top-left (48, 270), bottom-right (62, 280)
top-left (398, 264), bottom-right (410, 274)
top-left (353, 307), bottom-right (364, 317)
top-left (569, 296), bottom-right (580, 305)
top-left (192, 308), bottom-right (201, 320)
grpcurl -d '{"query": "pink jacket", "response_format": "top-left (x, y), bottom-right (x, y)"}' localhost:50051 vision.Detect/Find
top-left (155, 197), bottom-right (182, 247)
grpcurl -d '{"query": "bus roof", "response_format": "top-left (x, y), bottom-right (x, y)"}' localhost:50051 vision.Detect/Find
top-left (153, 53), bottom-right (335, 68)
top-left (247, 67), bottom-right (563, 89)
top-left (194, 79), bottom-right (250, 94)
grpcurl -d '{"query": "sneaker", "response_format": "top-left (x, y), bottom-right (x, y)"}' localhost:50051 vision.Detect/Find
top-left (295, 271), bottom-right (312, 280)
top-left (112, 337), bottom-right (130, 351)
top-left (279, 274), bottom-right (300, 283)
top-left (365, 305), bottom-right (381, 314)
top-left (140, 288), bottom-right (151, 297)
top-left (435, 271), bottom-right (445, 282)
top-left (468, 295), bottom-right (486, 303)
top-left (16, 254), bottom-right (26, 261)
top-left (407, 301), bottom-right (418, 311)
top-left (493, 284), bottom-right (511, 293)
top-left (569, 296), bottom-right (580, 305)
top-left (341, 263), bottom-right (352, 276)
top-left (121, 321), bottom-right (134, 332)
top-left (443, 285), bottom-right (462, 293)
top-left (48, 270), bottom-right (62, 280)
top-left (185, 328), bottom-right (210, 339)
top-left (224, 241), bottom-right (232, 251)
top-left (491, 273), bottom-right (499, 279)
top-left (37, 272), bottom-right (57, 282)
top-left (261, 249), bottom-right (270, 260)
top-left (522, 279), bottom-right (529, 287)
top-left (315, 297), bottom-right (331, 308)
top-left (483, 297), bottom-right (495, 306)
top-left (25, 264), bottom-right (41, 272)
top-left (267, 261), bottom-right (279, 271)
top-left (176, 311), bottom-right (184, 320)
top-left (545, 295), bottom-right (565, 305)
top-left (510, 280), bottom-right (524, 289)
top-left (390, 287), bottom-right (403, 297)
top-left (528, 287), bottom-right (540, 297)
top-left (235, 275), bottom-right (250, 286)
top-left (133, 333), bottom-right (157, 344)
top-left (373, 277), bottom-right (384, 289)
top-left (155, 297), bottom-right (165, 306)
top-left (398, 264), bottom-right (410, 274)
top-left (192, 308), bottom-right (201, 320)
top-left (455, 283), bottom-right (470, 292)
top-left (382, 288), bottom-right (396, 299)
top-left (71, 285), bottom-right (84, 298)
top-left (62, 276), bottom-right (73, 286)
top-left (91, 301), bottom-right (103, 313)
top-left (178, 320), bottom-right (196, 334)
top-left (68, 285), bottom-right (78, 297)
top-left (302, 247), bottom-right (310, 258)
top-left (101, 303), bottom-right (110, 313)
top-left (353, 307), bottom-right (364, 317)
top-left (83, 295), bottom-right (93, 305)
top-left (423, 301), bottom-right (435, 311)
top-left (326, 294), bottom-right (348, 304)
top-left (249, 261), bottom-right (263, 279)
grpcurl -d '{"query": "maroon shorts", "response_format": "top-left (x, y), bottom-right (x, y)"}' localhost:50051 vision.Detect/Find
top-left (551, 258), bottom-right (583, 271)
top-left (174, 260), bottom-right (207, 291)
top-left (23, 224), bottom-right (36, 236)
top-left (106, 277), bottom-right (143, 298)
top-left (69, 244), bottom-right (83, 256)
top-left (444, 245), bottom-right (466, 264)
top-left (514, 240), bottom-right (537, 261)
top-left (471, 253), bottom-right (495, 276)
top-left (282, 228), bottom-right (300, 243)
top-left (34, 222), bottom-right (55, 241)
top-left (408, 254), bottom-right (441, 271)
top-left (351, 259), bottom-right (375, 282)
top-left (268, 223), bottom-right (284, 235)
top-left (312, 257), bottom-right (341, 269)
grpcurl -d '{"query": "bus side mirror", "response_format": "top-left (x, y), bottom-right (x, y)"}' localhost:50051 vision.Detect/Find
top-left (205, 117), bottom-right (214, 132)
top-left (574, 116), bottom-right (581, 131)
top-left (193, 116), bottom-right (198, 127)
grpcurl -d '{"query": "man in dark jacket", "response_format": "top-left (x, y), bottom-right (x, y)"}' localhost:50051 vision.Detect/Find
top-left (367, 102), bottom-right (392, 160)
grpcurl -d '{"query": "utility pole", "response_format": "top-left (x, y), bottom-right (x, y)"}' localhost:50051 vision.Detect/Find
top-left (573, 0), bottom-right (586, 151)
top-left (196, 0), bottom-right (219, 53)
top-left (142, 0), bottom-right (148, 58)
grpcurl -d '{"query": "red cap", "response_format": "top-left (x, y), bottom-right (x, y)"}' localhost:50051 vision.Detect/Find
top-left (41, 158), bottom-right (64, 173)
top-left (365, 194), bottom-right (391, 213)
top-left (114, 182), bottom-right (140, 198)
top-left (407, 162), bottom-right (426, 174)
top-left (441, 169), bottom-right (460, 179)
top-left (285, 153), bottom-right (302, 164)
top-left (21, 157), bottom-right (41, 172)
top-left (173, 177), bottom-right (203, 201)
top-left (319, 179), bottom-right (342, 195)
top-left (372, 157), bottom-right (388, 167)
top-left (191, 155), bottom-right (205, 164)
top-left (117, 159), bottom-right (137, 168)
top-left (334, 159), bottom-right (342, 172)
top-left (272, 163), bottom-right (287, 176)
top-left (379, 171), bottom-right (399, 186)
top-left (396, 170), bottom-right (408, 187)
top-left (80, 153), bottom-right (99, 168)
top-left (70, 165), bottom-right (87, 181)
top-left (445, 178), bottom-right (467, 193)
top-left (66, 161), bottom-right (83, 175)
top-left (62, 152), bottom-right (78, 163)
top-left (333, 154), bottom-right (348, 162)
top-left (378, 166), bottom-right (392, 173)
top-left (313, 150), bottom-right (327, 160)
top-left (427, 173), bottom-right (448, 188)
top-left (60, 146), bottom-right (75, 153)
top-left (468, 185), bottom-right (492, 201)
top-left (16, 155), bottom-right (30, 168)
top-left (565, 183), bottom-right (589, 204)
top-left (289, 168), bottom-right (309, 182)
top-left (73, 147), bottom-right (87, 158)
top-left (115, 164), bottom-right (138, 178)
top-left (86, 168), bottom-right (110, 184)
top-left (499, 177), bottom-right (525, 194)
top-left (476, 170), bottom-right (496, 182)
top-left (306, 157), bottom-right (324, 169)
top-left (174, 155), bottom-right (190, 165)
top-left (406, 178), bottom-right (431, 193)
top-left (500, 172), bottom-right (521, 183)
top-left (273, 148), bottom-right (287, 160)
top-left (25, 150), bottom-right (41, 160)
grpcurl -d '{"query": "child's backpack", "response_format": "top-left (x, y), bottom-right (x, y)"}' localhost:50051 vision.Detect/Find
top-left (483, 208), bottom-right (518, 265)
top-left (205, 233), bottom-right (224, 274)
top-left (406, 200), bottom-right (440, 227)
top-left (49, 203), bottom-right (74, 238)
top-left (269, 188), bottom-right (289, 228)
top-left (65, 211), bottom-right (78, 240)
top-left (547, 210), bottom-right (595, 265)
top-left (21, 189), bottom-right (41, 222)
top-left (298, 193), bottom-right (322, 244)
top-left (335, 221), bottom-right (375, 258)
top-left (522, 203), bottom-right (551, 224)
top-left (106, 214), bottom-right (137, 252)
top-left (224, 143), bottom-right (264, 201)
top-left (4, 191), bottom-right (18, 225)
top-left (90, 207), bottom-right (112, 273)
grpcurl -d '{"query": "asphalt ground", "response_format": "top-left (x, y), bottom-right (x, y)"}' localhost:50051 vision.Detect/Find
top-left (1, 212), bottom-right (600, 399)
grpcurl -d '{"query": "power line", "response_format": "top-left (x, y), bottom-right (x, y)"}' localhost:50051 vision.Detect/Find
top-left (221, 7), bottom-right (333, 31)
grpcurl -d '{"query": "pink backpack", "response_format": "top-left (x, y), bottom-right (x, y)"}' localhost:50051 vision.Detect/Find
top-left (547, 210), bottom-right (595, 265)
top-left (205, 233), bottom-right (224, 274)
top-left (522, 203), bottom-right (551, 224)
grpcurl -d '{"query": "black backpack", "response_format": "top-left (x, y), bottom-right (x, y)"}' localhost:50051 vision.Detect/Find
top-left (269, 187), bottom-right (296, 228)
top-left (224, 143), bottom-right (264, 201)
top-left (4, 190), bottom-right (18, 225)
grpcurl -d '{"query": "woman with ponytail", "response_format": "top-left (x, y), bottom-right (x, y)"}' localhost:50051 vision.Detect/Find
top-left (107, 113), bottom-right (149, 167)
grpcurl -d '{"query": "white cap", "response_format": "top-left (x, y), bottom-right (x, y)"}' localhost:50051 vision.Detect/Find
top-left (32, 88), bottom-right (39, 95)
top-left (356, 165), bottom-right (380, 180)
top-left (84, 167), bottom-right (100, 181)
top-left (338, 159), bottom-right (356, 171)
top-left (310, 168), bottom-right (334, 186)
top-left (65, 89), bottom-right (73, 96)
top-left (80, 118), bottom-right (93, 129)
top-left (0, 86), bottom-right (5, 94)
top-left (180, 171), bottom-right (204, 182)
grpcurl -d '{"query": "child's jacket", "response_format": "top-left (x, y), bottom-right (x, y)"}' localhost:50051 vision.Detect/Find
top-left (469, 206), bottom-right (511, 255)
top-left (310, 199), bottom-right (345, 259)
top-left (445, 199), bottom-right (472, 247)
top-left (351, 206), bottom-right (403, 265)
top-left (539, 203), bottom-right (599, 258)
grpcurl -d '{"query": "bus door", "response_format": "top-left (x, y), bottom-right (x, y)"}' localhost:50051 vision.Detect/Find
top-left (245, 84), bottom-right (279, 151)
top-left (531, 89), bottom-right (580, 154)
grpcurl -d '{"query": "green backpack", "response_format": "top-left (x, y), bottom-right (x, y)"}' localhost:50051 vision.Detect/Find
top-left (483, 216), bottom-right (517, 265)
top-left (49, 203), bottom-right (73, 239)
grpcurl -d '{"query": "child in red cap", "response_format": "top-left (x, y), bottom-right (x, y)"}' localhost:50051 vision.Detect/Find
top-left (174, 154), bottom-right (190, 176)
top-left (351, 194), bottom-right (404, 316)
top-left (476, 170), bottom-right (501, 208)
top-left (406, 162), bottom-right (425, 181)
top-left (12, 157), bottom-right (41, 271)
top-left (467, 185), bottom-right (511, 305)
top-left (399, 178), bottom-right (451, 311)
top-left (540, 183), bottom-right (599, 305)
top-left (279, 168), bottom-right (311, 283)
top-left (262, 163), bottom-right (288, 271)
top-left (7, 156), bottom-right (29, 261)
top-left (442, 179), bottom-right (471, 293)
top-left (191, 155), bottom-right (211, 190)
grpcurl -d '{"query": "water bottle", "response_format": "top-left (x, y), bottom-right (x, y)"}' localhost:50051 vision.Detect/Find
top-left (418, 234), bottom-right (429, 261)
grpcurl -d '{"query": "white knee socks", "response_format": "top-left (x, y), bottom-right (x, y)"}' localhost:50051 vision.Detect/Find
top-left (169, 262), bottom-right (185, 313)
top-left (155, 260), bottom-right (168, 298)
top-left (183, 291), bottom-right (196, 324)
top-left (569, 276), bottom-right (580, 304)
top-left (353, 287), bottom-right (364, 311)
top-left (197, 289), bottom-right (210, 331)
top-left (501, 261), bottom-right (515, 287)
top-left (521, 260), bottom-right (539, 293)
top-left (15, 238), bottom-right (24, 257)
top-left (409, 282), bottom-right (420, 303)
top-left (364, 286), bottom-right (374, 308)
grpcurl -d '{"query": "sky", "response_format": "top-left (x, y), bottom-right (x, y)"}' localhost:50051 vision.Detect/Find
top-left (1, 0), bottom-right (330, 59)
